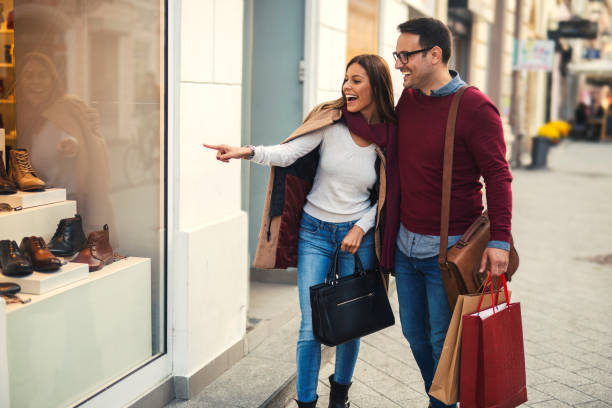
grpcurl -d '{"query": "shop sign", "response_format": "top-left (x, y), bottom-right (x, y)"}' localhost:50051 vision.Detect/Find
top-left (556, 19), bottom-right (598, 39)
top-left (403, 0), bottom-right (435, 16)
top-left (514, 40), bottom-right (555, 71)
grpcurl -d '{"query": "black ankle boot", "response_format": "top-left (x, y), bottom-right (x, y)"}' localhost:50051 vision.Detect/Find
top-left (296, 397), bottom-right (318, 407)
top-left (328, 375), bottom-right (351, 408)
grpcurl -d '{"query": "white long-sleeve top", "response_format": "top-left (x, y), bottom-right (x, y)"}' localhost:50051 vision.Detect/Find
top-left (251, 122), bottom-right (378, 233)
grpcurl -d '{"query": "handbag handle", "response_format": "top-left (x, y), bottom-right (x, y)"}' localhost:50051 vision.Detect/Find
top-left (325, 247), bottom-right (368, 285)
top-left (438, 86), bottom-right (471, 268)
top-left (477, 273), bottom-right (510, 316)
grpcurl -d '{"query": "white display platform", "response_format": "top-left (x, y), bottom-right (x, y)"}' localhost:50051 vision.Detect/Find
top-left (0, 297), bottom-right (8, 408)
top-left (0, 262), bottom-right (89, 295)
top-left (0, 188), bottom-right (66, 209)
top-left (5, 257), bottom-right (152, 408)
top-left (0, 200), bottom-right (76, 242)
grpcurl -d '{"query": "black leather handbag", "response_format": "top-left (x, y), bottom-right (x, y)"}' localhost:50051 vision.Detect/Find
top-left (309, 248), bottom-right (395, 347)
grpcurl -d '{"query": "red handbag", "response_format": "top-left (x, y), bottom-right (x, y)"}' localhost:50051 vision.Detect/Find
top-left (460, 274), bottom-right (527, 408)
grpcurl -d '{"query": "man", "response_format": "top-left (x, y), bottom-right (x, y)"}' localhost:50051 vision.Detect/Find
top-left (391, 18), bottom-right (512, 408)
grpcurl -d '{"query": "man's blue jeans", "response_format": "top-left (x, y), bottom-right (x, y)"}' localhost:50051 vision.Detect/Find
top-left (296, 212), bottom-right (375, 403)
top-left (395, 247), bottom-right (456, 408)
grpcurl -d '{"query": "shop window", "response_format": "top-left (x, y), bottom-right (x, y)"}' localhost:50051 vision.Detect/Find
top-left (346, 0), bottom-right (379, 62)
top-left (0, 1), bottom-right (166, 406)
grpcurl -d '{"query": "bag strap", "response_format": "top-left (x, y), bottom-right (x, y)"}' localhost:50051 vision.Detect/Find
top-left (438, 85), bottom-right (470, 268)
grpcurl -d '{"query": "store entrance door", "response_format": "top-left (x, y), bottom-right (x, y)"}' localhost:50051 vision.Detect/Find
top-left (244, 0), bottom-right (305, 263)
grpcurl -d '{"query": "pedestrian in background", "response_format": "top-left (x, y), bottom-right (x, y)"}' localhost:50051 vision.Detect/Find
top-left (204, 54), bottom-right (396, 408)
top-left (381, 18), bottom-right (513, 408)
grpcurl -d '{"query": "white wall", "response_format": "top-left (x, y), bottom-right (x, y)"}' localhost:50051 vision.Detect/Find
top-left (313, 0), bottom-right (349, 108)
top-left (174, 0), bottom-right (249, 377)
top-left (381, 0), bottom-right (410, 104)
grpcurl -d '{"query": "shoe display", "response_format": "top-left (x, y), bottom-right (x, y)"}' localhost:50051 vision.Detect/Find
top-left (8, 148), bottom-right (46, 191)
top-left (0, 152), bottom-right (17, 195)
top-left (0, 240), bottom-right (33, 277)
top-left (48, 214), bottom-right (87, 257)
top-left (20, 236), bottom-right (62, 272)
top-left (73, 224), bottom-right (114, 272)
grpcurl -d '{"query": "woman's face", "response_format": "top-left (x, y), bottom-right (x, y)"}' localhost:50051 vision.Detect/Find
top-left (342, 63), bottom-right (376, 118)
top-left (21, 60), bottom-right (54, 106)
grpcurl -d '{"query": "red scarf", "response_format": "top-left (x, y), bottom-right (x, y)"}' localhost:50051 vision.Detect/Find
top-left (341, 107), bottom-right (399, 270)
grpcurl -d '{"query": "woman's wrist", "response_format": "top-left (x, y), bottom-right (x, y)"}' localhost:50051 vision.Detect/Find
top-left (243, 145), bottom-right (255, 160)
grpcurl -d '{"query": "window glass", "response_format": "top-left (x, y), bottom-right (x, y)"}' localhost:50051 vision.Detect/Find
top-left (1, 0), bottom-right (165, 406)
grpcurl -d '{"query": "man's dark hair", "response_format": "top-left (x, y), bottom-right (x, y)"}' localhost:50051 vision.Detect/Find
top-left (397, 18), bottom-right (452, 64)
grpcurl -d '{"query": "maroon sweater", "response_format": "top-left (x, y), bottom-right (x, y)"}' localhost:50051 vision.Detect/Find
top-left (396, 87), bottom-right (512, 243)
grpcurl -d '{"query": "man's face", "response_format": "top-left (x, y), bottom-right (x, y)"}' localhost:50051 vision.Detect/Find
top-left (395, 33), bottom-right (433, 89)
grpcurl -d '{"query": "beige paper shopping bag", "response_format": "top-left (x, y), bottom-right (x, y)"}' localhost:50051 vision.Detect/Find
top-left (428, 290), bottom-right (511, 404)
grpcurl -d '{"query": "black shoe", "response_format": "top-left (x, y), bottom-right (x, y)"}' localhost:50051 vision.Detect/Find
top-left (48, 214), bottom-right (87, 257)
top-left (296, 397), bottom-right (318, 408)
top-left (328, 375), bottom-right (351, 408)
top-left (0, 240), bottom-right (33, 277)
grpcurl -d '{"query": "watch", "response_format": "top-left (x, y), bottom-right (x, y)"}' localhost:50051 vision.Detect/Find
top-left (245, 145), bottom-right (255, 160)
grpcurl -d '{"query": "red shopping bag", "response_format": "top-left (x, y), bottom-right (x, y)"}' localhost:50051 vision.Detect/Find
top-left (460, 274), bottom-right (527, 408)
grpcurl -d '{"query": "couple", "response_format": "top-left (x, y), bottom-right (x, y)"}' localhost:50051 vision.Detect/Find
top-left (205, 18), bottom-right (512, 408)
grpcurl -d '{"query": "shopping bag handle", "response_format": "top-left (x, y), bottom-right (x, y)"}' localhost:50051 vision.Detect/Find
top-left (325, 247), bottom-right (367, 285)
top-left (477, 273), bottom-right (510, 315)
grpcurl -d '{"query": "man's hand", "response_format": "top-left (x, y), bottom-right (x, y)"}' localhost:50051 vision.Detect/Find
top-left (479, 247), bottom-right (509, 277)
top-left (341, 225), bottom-right (365, 254)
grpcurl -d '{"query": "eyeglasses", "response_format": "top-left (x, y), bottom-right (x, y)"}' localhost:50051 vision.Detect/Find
top-left (392, 47), bottom-right (434, 64)
top-left (0, 203), bottom-right (22, 212)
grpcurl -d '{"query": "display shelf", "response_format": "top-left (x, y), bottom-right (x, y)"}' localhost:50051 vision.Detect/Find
top-left (0, 187), bottom-right (67, 210)
top-left (0, 99), bottom-right (14, 104)
top-left (0, 63), bottom-right (13, 68)
top-left (0, 199), bottom-right (77, 242)
top-left (4, 257), bottom-right (152, 408)
top-left (0, 262), bottom-right (89, 295)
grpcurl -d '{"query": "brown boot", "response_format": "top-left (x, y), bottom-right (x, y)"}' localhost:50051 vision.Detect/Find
top-left (0, 152), bottom-right (17, 194)
top-left (8, 149), bottom-right (46, 191)
top-left (20, 236), bottom-right (62, 272)
top-left (73, 224), bottom-right (114, 272)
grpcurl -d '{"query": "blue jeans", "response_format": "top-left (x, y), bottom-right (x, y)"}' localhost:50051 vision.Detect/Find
top-left (296, 212), bottom-right (375, 403)
top-left (395, 247), bottom-right (456, 408)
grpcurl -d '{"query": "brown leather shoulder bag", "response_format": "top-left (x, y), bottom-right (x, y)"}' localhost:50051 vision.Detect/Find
top-left (438, 86), bottom-right (519, 310)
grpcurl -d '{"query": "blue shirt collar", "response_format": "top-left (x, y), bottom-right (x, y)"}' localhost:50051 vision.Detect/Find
top-left (429, 70), bottom-right (466, 97)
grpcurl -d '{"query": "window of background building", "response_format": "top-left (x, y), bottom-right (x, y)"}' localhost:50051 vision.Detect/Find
top-left (346, 0), bottom-right (379, 62)
top-left (1, 0), bottom-right (166, 406)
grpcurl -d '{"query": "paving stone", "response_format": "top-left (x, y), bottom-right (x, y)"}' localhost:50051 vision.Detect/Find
top-left (538, 347), bottom-right (596, 369)
top-left (525, 387), bottom-right (556, 404)
top-left (575, 402), bottom-right (612, 408)
top-left (537, 367), bottom-right (595, 387)
top-left (576, 383), bottom-right (612, 403)
top-left (532, 382), bottom-right (596, 405)
top-left (529, 400), bottom-right (573, 407)
top-left (575, 368), bottom-right (612, 388)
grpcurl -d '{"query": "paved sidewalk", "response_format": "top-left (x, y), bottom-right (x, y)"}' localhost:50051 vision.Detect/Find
top-left (311, 141), bottom-right (612, 408)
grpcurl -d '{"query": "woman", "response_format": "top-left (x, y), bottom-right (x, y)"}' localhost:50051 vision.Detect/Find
top-left (16, 51), bottom-right (115, 237)
top-left (204, 54), bottom-right (396, 408)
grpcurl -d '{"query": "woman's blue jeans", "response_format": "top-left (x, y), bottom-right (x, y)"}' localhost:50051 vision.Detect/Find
top-left (296, 212), bottom-right (375, 403)
top-left (394, 247), bottom-right (456, 408)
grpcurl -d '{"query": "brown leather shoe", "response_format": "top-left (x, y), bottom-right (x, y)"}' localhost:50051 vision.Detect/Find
top-left (8, 149), bottom-right (46, 191)
top-left (0, 152), bottom-right (17, 195)
top-left (73, 225), bottom-right (114, 272)
top-left (19, 236), bottom-right (62, 272)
